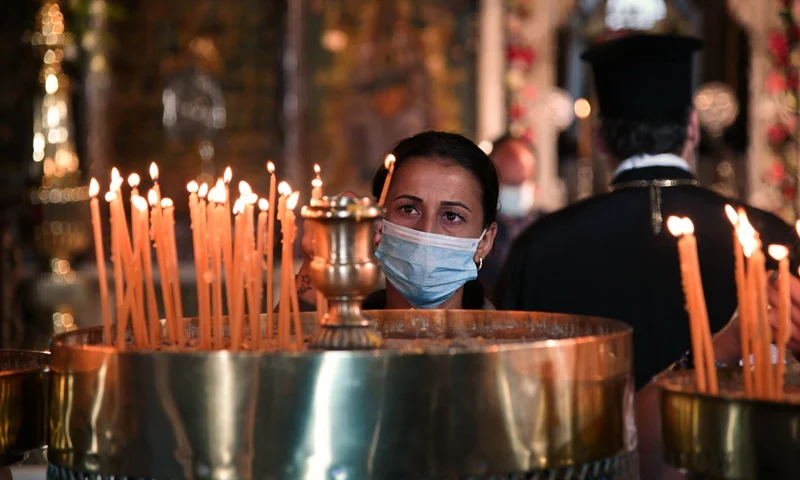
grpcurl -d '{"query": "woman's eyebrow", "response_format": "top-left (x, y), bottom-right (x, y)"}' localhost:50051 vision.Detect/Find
top-left (441, 200), bottom-right (471, 212)
top-left (395, 194), bottom-right (423, 203)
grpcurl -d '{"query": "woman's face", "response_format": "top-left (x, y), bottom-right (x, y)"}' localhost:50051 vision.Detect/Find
top-left (381, 156), bottom-right (497, 260)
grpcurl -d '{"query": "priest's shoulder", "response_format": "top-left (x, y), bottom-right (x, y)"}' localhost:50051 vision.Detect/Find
top-left (514, 193), bottom-right (616, 243)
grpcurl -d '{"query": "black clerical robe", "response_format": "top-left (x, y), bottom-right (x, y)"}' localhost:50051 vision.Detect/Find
top-left (496, 166), bottom-right (797, 389)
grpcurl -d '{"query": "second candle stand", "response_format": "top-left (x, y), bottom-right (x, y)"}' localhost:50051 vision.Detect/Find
top-left (301, 195), bottom-right (384, 349)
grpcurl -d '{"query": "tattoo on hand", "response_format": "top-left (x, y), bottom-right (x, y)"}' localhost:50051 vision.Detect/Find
top-left (298, 274), bottom-right (312, 297)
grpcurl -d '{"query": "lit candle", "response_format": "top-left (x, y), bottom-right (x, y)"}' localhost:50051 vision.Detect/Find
top-left (312, 164), bottom-right (323, 200)
top-left (285, 191), bottom-right (303, 348)
top-left (769, 244), bottom-right (790, 398)
top-left (378, 154), bottom-right (396, 207)
top-left (149, 190), bottom-right (176, 344)
top-left (161, 198), bottom-right (184, 348)
top-left (128, 195), bottom-right (148, 349)
top-left (188, 181), bottom-right (210, 349)
top-left (89, 179), bottom-right (112, 345)
top-left (106, 190), bottom-right (127, 348)
top-left (218, 175), bottom-right (234, 326)
top-left (197, 183), bottom-right (211, 349)
top-left (230, 198), bottom-right (245, 349)
top-left (277, 182), bottom-right (291, 348)
top-left (266, 162), bottom-right (277, 342)
top-left (134, 194), bottom-right (160, 347)
top-left (255, 198), bottom-right (268, 349)
top-left (726, 205), bottom-right (753, 396)
top-left (149, 162), bottom-right (160, 201)
top-left (208, 187), bottom-right (224, 349)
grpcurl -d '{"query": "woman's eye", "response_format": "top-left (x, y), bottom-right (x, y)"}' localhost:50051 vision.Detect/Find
top-left (399, 204), bottom-right (418, 215)
top-left (443, 211), bottom-right (464, 224)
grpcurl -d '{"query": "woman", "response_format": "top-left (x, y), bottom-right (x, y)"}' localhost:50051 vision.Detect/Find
top-left (296, 130), bottom-right (498, 310)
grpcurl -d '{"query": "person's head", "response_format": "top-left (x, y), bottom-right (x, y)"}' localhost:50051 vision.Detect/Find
top-left (372, 131), bottom-right (499, 308)
top-left (490, 134), bottom-right (538, 218)
top-left (581, 34), bottom-right (703, 165)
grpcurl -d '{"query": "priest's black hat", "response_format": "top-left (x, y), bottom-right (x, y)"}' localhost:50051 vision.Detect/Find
top-left (581, 34), bottom-right (703, 119)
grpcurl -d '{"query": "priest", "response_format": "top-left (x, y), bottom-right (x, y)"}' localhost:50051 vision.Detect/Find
top-left (495, 33), bottom-right (798, 390)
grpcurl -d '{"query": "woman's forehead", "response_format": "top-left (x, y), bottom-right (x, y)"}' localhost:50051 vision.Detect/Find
top-left (391, 157), bottom-right (482, 205)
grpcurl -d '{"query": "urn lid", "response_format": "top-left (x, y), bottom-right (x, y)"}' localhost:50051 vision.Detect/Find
top-left (301, 195), bottom-right (383, 220)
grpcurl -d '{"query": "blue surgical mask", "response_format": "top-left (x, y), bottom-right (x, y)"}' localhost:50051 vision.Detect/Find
top-left (375, 220), bottom-right (485, 309)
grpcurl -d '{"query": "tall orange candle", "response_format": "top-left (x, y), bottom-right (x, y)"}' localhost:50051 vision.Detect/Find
top-left (285, 191), bottom-right (303, 348)
top-left (106, 190), bottom-right (127, 348)
top-left (266, 162), bottom-right (277, 341)
top-left (162, 198), bottom-right (184, 347)
top-left (726, 205), bottom-right (753, 396)
top-left (230, 199), bottom-right (245, 349)
top-left (188, 181), bottom-right (210, 349)
top-left (197, 183), bottom-right (212, 349)
top-left (133, 195), bottom-right (160, 347)
top-left (209, 187), bottom-right (224, 349)
top-left (255, 198), bottom-right (268, 349)
top-left (89, 179), bottom-right (112, 345)
top-left (222, 169), bottom-right (234, 315)
top-left (378, 154), bottom-right (396, 207)
top-left (149, 190), bottom-right (176, 344)
top-left (769, 244), bottom-right (791, 397)
top-left (277, 182), bottom-right (290, 348)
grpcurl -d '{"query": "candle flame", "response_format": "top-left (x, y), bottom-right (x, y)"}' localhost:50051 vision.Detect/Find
top-left (267, 161), bottom-right (275, 174)
top-left (796, 219), bottom-right (800, 238)
top-left (666, 216), bottom-right (684, 237)
top-left (768, 244), bottom-right (790, 261)
top-left (111, 167), bottom-right (121, 182)
top-left (128, 173), bottom-right (140, 188)
top-left (149, 162), bottom-right (159, 181)
top-left (110, 177), bottom-right (123, 193)
top-left (311, 178), bottom-right (323, 188)
top-left (89, 178), bottom-right (100, 198)
top-left (245, 193), bottom-right (258, 205)
top-left (314, 164), bottom-right (321, 175)
top-left (681, 218), bottom-right (695, 235)
top-left (104, 191), bottom-right (117, 202)
top-left (148, 189), bottom-right (158, 206)
top-left (224, 167), bottom-right (232, 185)
top-left (286, 191), bottom-right (300, 210)
top-left (724, 204), bottom-right (738, 226)
top-left (384, 154), bottom-right (396, 170)
top-left (238, 180), bottom-right (252, 196)
top-left (187, 181), bottom-right (199, 193)
top-left (233, 198), bottom-right (244, 215)
top-left (198, 183), bottom-right (208, 198)
top-left (258, 198), bottom-right (269, 211)
top-left (131, 195), bottom-right (148, 212)
top-left (161, 198), bottom-right (174, 209)
top-left (278, 181), bottom-right (291, 196)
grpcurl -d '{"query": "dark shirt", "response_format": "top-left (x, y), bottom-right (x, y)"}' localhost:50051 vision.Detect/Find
top-left (496, 166), bottom-right (798, 390)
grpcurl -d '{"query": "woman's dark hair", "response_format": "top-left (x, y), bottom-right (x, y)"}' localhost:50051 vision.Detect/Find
top-left (372, 131), bottom-right (500, 227)
top-left (599, 109), bottom-right (691, 160)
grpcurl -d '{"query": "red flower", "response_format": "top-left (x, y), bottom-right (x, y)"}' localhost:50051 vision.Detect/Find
top-left (788, 71), bottom-right (799, 90)
top-left (768, 124), bottom-right (788, 145)
top-left (782, 184), bottom-right (796, 200)
top-left (509, 103), bottom-right (526, 120)
top-left (771, 161), bottom-right (786, 182)
top-left (506, 46), bottom-right (537, 67)
top-left (767, 71), bottom-right (787, 94)
top-left (769, 31), bottom-right (789, 64)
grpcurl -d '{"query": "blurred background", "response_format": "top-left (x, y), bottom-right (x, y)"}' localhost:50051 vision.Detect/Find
top-left (0, 0), bottom-right (795, 350)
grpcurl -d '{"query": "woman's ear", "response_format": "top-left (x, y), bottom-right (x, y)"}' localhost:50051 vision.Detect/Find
top-left (373, 218), bottom-right (384, 248)
top-left (475, 222), bottom-right (498, 265)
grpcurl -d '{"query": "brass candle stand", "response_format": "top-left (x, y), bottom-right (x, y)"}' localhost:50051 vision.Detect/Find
top-left (300, 195), bottom-right (384, 349)
top-left (657, 365), bottom-right (800, 479)
top-left (0, 350), bottom-right (49, 466)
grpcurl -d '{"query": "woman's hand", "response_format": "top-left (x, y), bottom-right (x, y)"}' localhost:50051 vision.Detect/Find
top-left (712, 310), bottom-right (743, 366)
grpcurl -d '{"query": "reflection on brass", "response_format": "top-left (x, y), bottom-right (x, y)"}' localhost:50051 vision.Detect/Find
top-left (657, 365), bottom-right (800, 479)
top-left (48, 311), bottom-right (634, 478)
top-left (301, 195), bottom-right (384, 349)
top-left (0, 350), bottom-right (49, 465)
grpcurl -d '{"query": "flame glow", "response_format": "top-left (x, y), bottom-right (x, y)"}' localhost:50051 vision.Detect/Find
top-left (110, 177), bottom-right (123, 192)
top-left (111, 167), bottom-right (121, 182)
top-left (796, 220), bottom-right (800, 238)
top-left (149, 162), bottom-right (159, 181)
top-left (287, 191), bottom-right (300, 210)
top-left (233, 198), bottom-right (244, 215)
top-left (258, 198), bottom-right (269, 211)
top-left (311, 178), bottom-right (323, 188)
top-left (161, 198), bottom-right (174, 209)
top-left (245, 193), bottom-right (258, 205)
top-left (314, 164), bottom-right (321, 175)
top-left (148, 190), bottom-right (158, 206)
top-left (724, 204), bottom-right (738, 226)
top-left (768, 244), bottom-right (790, 261)
top-left (267, 161), bottom-right (275, 174)
top-left (384, 154), bottom-right (396, 170)
top-left (681, 218), bottom-right (695, 235)
top-left (104, 191), bottom-right (117, 202)
top-left (239, 181), bottom-right (252, 196)
top-left (132, 196), bottom-right (148, 212)
top-left (224, 167), bottom-right (232, 185)
top-left (127, 173), bottom-right (140, 188)
top-left (187, 181), bottom-right (199, 193)
top-left (198, 183), bottom-right (208, 198)
top-left (666, 216), bottom-right (684, 237)
top-left (89, 178), bottom-right (99, 198)
top-left (278, 181), bottom-right (291, 196)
